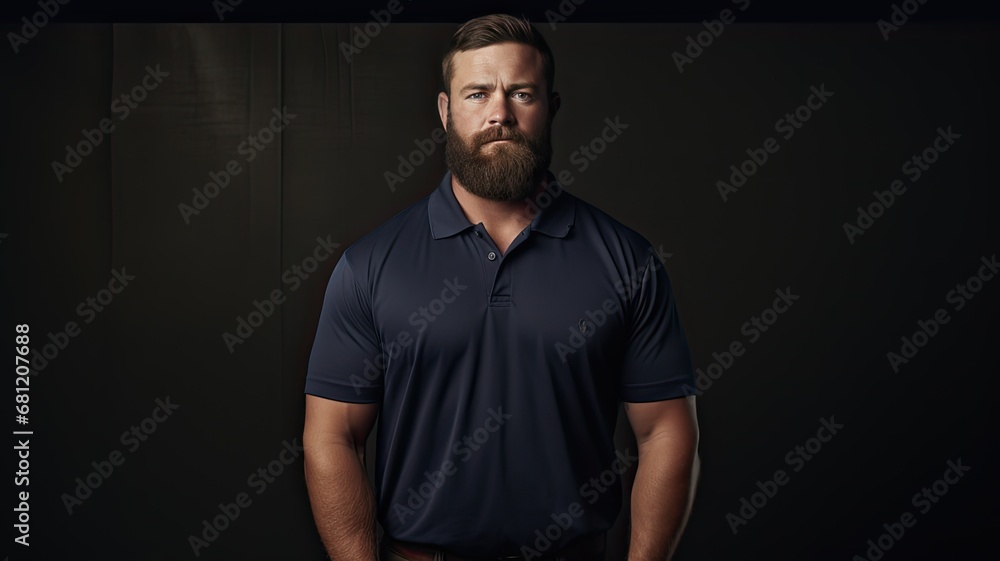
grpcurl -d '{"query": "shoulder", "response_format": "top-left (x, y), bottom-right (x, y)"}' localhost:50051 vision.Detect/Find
top-left (338, 194), bottom-right (431, 281)
top-left (569, 190), bottom-right (659, 262)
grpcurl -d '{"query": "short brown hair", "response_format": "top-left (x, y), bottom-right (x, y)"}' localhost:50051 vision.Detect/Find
top-left (441, 14), bottom-right (555, 96)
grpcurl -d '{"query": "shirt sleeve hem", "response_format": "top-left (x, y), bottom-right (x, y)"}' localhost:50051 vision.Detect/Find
top-left (620, 377), bottom-right (698, 402)
top-left (304, 377), bottom-right (382, 404)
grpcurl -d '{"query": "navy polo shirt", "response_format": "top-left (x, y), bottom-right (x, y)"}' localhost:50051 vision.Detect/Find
top-left (305, 170), bottom-right (694, 557)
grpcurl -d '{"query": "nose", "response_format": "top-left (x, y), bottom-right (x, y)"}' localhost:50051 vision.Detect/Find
top-left (487, 95), bottom-right (515, 127)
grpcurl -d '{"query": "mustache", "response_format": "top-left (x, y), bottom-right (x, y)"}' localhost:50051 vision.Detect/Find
top-left (474, 126), bottom-right (529, 147)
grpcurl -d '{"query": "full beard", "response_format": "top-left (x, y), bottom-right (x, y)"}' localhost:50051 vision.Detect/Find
top-left (444, 110), bottom-right (553, 202)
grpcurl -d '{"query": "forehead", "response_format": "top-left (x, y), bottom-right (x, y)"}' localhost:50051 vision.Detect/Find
top-left (451, 42), bottom-right (545, 87)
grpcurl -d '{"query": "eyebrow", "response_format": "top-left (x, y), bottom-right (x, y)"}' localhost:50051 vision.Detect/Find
top-left (459, 82), bottom-right (539, 94)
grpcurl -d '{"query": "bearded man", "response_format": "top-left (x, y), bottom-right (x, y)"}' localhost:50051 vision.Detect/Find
top-left (303, 13), bottom-right (700, 561)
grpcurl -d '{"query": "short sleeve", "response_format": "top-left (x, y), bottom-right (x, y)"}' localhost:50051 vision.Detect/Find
top-left (619, 252), bottom-right (696, 402)
top-left (304, 254), bottom-right (383, 403)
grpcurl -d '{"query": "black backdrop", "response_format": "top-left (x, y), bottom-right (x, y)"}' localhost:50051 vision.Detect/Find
top-left (2, 3), bottom-right (998, 560)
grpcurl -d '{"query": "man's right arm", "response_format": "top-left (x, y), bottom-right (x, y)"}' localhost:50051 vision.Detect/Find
top-left (303, 394), bottom-right (381, 561)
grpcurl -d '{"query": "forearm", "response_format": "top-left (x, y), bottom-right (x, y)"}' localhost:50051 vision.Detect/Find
top-left (627, 440), bottom-right (699, 561)
top-left (304, 441), bottom-right (379, 561)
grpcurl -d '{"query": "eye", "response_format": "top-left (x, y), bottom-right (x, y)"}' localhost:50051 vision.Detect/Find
top-left (468, 92), bottom-right (486, 100)
top-left (513, 92), bottom-right (533, 101)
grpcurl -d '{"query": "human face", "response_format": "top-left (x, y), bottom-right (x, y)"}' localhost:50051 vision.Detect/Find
top-left (438, 42), bottom-right (557, 202)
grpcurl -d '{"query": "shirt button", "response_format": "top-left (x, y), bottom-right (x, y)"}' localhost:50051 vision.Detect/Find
top-left (487, 251), bottom-right (497, 261)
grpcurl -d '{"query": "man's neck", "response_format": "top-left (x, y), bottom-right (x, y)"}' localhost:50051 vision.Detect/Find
top-left (450, 175), bottom-right (547, 231)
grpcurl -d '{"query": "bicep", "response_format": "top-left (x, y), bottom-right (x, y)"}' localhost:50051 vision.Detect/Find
top-left (624, 396), bottom-right (699, 451)
top-left (304, 394), bottom-right (379, 458)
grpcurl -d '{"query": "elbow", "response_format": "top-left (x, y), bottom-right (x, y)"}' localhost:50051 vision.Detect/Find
top-left (303, 430), bottom-right (366, 467)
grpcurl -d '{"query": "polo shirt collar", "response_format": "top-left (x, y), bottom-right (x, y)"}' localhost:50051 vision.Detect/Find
top-left (428, 170), bottom-right (575, 240)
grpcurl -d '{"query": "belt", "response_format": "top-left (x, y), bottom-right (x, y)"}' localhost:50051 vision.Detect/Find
top-left (384, 532), bottom-right (605, 561)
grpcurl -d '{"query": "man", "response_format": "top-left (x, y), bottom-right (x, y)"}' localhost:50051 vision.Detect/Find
top-left (304, 14), bottom-right (699, 561)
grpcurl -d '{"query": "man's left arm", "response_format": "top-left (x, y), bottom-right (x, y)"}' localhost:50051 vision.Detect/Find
top-left (623, 395), bottom-right (700, 561)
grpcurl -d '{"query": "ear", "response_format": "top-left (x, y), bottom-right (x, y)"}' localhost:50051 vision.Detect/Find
top-left (549, 90), bottom-right (561, 119)
top-left (437, 91), bottom-right (450, 131)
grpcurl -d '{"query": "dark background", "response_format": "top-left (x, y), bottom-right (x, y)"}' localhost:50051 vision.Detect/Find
top-left (2, 1), bottom-right (998, 559)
